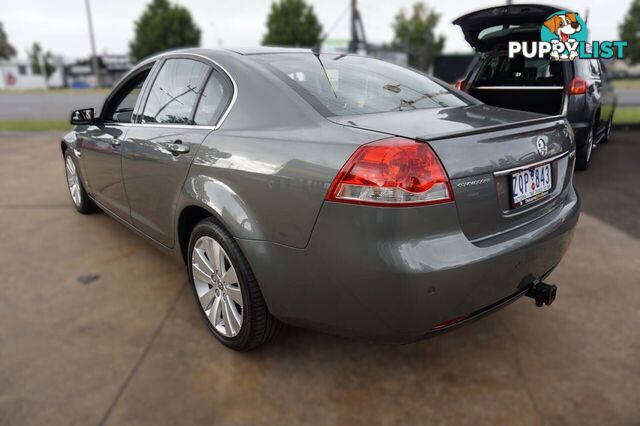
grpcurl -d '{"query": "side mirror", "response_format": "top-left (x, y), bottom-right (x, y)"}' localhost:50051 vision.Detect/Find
top-left (70, 108), bottom-right (96, 125)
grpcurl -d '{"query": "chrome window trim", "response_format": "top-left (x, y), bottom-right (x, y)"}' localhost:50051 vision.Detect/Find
top-left (474, 86), bottom-right (564, 90)
top-left (130, 52), bottom-right (238, 131)
top-left (121, 123), bottom-right (217, 130)
top-left (493, 151), bottom-right (569, 177)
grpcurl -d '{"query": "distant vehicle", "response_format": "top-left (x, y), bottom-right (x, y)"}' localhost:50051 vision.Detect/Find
top-left (62, 47), bottom-right (578, 350)
top-left (454, 4), bottom-right (617, 170)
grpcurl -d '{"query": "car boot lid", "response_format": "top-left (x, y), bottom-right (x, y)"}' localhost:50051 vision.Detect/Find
top-left (331, 105), bottom-right (563, 145)
top-left (453, 4), bottom-right (564, 52)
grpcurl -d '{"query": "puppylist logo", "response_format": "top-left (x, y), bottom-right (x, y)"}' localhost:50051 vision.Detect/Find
top-left (508, 11), bottom-right (627, 61)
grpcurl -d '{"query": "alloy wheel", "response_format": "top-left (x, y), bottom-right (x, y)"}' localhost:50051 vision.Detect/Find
top-left (191, 236), bottom-right (244, 337)
top-left (65, 156), bottom-right (82, 207)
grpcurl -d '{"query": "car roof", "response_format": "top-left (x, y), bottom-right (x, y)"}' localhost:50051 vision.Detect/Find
top-left (135, 46), bottom-right (314, 67)
top-left (224, 46), bottom-right (313, 55)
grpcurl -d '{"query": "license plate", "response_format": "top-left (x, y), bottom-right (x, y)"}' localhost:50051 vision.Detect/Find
top-left (510, 163), bottom-right (552, 208)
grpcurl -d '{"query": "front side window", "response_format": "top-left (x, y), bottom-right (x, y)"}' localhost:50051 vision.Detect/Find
top-left (142, 59), bottom-right (209, 124)
top-left (253, 54), bottom-right (469, 117)
top-left (104, 69), bottom-right (150, 123)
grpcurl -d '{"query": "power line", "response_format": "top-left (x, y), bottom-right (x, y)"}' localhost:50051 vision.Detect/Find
top-left (325, 4), bottom-right (350, 39)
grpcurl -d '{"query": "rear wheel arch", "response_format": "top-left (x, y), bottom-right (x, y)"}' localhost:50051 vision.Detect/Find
top-left (593, 108), bottom-right (601, 127)
top-left (178, 205), bottom-right (219, 264)
top-left (177, 203), bottom-right (249, 265)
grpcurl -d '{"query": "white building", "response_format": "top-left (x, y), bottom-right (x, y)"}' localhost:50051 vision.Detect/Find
top-left (0, 58), bottom-right (65, 90)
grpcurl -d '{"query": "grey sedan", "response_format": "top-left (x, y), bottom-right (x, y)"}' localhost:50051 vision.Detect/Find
top-left (62, 47), bottom-right (579, 350)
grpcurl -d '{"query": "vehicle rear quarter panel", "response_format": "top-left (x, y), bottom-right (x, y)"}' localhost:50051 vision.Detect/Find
top-left (182, 124), bottom-right (381, 248)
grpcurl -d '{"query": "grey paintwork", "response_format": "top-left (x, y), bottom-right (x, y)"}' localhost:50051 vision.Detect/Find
top-left (239, 187), bottom-right (578, 341)
top-left (62, 47), bottom-right (579, 341)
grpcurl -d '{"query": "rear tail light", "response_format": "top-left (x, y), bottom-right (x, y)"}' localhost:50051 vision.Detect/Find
top-left (569, 78), bottom-right (588, 95)
top-left (325, 137), bottom-right (454, 207)
top-left (454, 79), bottom-right (467, 91)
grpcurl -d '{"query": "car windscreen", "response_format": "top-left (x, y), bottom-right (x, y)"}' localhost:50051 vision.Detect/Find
top-left (253, 53), bottom-right (471, 117)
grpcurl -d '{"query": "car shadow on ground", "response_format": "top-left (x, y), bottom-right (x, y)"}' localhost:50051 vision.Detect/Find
top-left (573, 131), bottom-right (640, 239)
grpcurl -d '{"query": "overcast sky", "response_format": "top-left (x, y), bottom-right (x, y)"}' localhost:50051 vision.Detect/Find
top-left (1, 0), bottom-right (631, 61)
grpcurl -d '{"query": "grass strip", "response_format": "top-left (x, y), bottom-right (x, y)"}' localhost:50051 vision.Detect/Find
top-left (0, 120), bottom-right (70, 131)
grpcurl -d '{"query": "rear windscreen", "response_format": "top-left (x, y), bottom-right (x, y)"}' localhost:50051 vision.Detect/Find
top-left (253, 53), bottom-right (470, 117)
top-left (477, 23), bottom-right (539, 43)
top-left (475, 55), bottom-right (564, 86)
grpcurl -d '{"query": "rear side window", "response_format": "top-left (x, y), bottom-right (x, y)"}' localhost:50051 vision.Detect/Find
top-left (253, 53), bottom-right (469, 117)
top-left (589, 60), bottom-right (601, 78)
top-left (193, 70), bottom-right (233, 126)
top-left (476, 55), bottom-right (563, 86)
top-left (142, 58), bottom-right (209, 124)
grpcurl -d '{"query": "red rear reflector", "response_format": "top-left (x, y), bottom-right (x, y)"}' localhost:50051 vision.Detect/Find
top-left (326, 137), bottom-right (454, 207)
top-left (431, 314), bottom-right (470, 330)
top-left (569, 78), bottom-right (588, 95)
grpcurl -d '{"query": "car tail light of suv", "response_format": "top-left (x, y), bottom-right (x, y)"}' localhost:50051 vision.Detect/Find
top-left (454, 79), bottom-right (468, 92)
top-left (326, 137), bottom-right (454, 207)
top-left (569, 78), bottom-right (588, 95)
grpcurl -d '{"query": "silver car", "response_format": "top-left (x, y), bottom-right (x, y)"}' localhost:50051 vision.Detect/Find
top-left (62, 47), bottom-right (579, 350)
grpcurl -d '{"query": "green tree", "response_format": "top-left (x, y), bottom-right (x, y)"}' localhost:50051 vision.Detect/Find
top-left (262, 0), bottom-right (323, 48)
top-left (0, 22), bottom-right (16, 60)
top-left (620, 0), bottom-right (640, 64)
top-left (391, 3), bottom-right (445, 71)
top-left (28, 43), bottom-right (55, 78)
top-left (129, 0), bottom-right (201, 62)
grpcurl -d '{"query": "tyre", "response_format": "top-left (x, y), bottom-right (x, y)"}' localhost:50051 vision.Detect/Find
top-left (188, 218), bottom-right (282, 351)
top-left (575, 125), bottom-right (594, 171)
top-left (64, 150), bottom-right (100, 214)
top-left (600, 117), bottom-right (613, 144)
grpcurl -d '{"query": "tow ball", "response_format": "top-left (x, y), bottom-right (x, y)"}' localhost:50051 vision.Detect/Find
top-left (525, 282), bottom-right (557, 307)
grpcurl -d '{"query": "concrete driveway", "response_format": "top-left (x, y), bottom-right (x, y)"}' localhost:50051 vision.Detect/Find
top-left (1, 131), bottom-right (638, 425)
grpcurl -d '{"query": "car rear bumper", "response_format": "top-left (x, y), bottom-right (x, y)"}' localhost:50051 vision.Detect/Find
top-left (238, 185), bottom-right (580, 342)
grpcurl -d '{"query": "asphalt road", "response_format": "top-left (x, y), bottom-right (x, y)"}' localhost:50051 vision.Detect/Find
top-left (1, 131), bottom-right (639, 425)
top-left (0, 91), bottom-right (107, 121)
top-left (1, 86), bottom-right (640, 122)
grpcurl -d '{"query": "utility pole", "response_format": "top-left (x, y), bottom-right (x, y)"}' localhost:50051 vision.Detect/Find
top-left (84, 0), bottom-right (101, 88)
top-left (348, 0), bottom-right (368, 54)
top-left (349, 0), bottom-right (357, 53)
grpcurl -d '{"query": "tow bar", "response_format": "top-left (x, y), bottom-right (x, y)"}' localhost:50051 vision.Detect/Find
top-left (525, 282), bottom-right (557, 307)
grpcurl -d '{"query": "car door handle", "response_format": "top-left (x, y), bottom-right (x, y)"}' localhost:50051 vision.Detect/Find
top-left (167, 142), bottom-right (190, 155)
top-left (110, 139), bottom-right (121, 147)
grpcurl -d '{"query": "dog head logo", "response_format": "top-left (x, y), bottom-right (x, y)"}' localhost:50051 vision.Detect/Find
top-left (541, 11), bottom-right (588, 60)
top-left (544, 13), bottom-right (581, 42)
